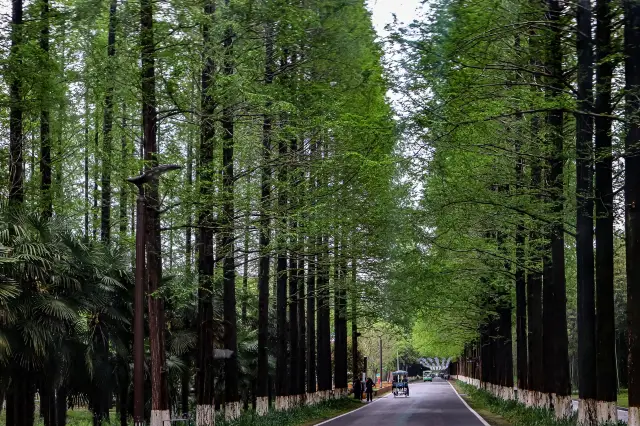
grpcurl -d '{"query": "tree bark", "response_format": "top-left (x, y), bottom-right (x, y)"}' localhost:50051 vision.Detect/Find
top-left (101, 0), bottom-right (117, 242)
top-left (276, 136), bottom-right (289, 398)
top-left (543, 0), bottom-right (571, 411)
top-left (141, 0), bottom-right (170, 418)
top-left (624, 0), bottom-right (640, 420)
top-left (594, 0), bottom-right (617, 417)
top-left (575, 0), bottom-right (597, 417)
top-left (195, 0), bottom-right (216, 422)
top-left (9, 0), bottom-right (23, 204)
top-left (257, 21), bottom-right (274, 405)
top-left (221, 3), bottom-right (239, 409)
top-left (40, 0), bottom-right (52, 217)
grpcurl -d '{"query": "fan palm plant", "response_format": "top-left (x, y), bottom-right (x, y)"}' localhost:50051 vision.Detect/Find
top-left (0, 203), bottom-right (132, 426)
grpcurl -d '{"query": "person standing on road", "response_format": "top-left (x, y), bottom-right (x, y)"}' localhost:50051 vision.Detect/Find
top-left (365, 377), bottom-right (374, 402)
top-left (354, 377), bottom-right (362, 401)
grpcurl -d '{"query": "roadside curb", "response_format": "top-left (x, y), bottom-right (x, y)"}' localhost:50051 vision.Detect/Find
top-left (313, 398), bottom-right (383, 426)
top-left (448, 381), bottom-right (491, 426)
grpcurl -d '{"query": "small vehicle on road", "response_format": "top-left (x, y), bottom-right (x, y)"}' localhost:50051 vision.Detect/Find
top-left (423, 371), bottom-right (432, 382)
top-left (392, 370), bottom-right (410, 397)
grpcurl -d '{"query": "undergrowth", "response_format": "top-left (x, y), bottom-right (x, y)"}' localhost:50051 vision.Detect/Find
top-left (455, 381), bottom-right (626, 426)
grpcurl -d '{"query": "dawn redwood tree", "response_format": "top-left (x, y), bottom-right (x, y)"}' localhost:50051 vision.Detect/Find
top-left (542, 0), bottom-right (571, 413)
top-left (9, 0), bottom-right (23, 204)
top-left (625, 0), bottom-right (640, 422)
top-left (514, 136), bottom-right (527, 392)
top-left (195, 0), bottom-right (216, 422)
top-left (39, 0), bottom-right (52, 218)
top-left (575, 0), bottom-right (597, 420)
top-left (221, 1), bottom-right (240, 415)
top-left (276, 126), bottom-right (289, 404)
top-left (256, 20), bottom-right (274, 415)
top-left (594, 0), bottom-right (618, 419)
top-left (140, 0), bottom-right (170, 419)
top-left (100, 0), bottom-right (118, 243)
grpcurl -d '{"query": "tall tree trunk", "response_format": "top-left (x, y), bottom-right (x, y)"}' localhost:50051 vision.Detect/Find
top-left (307, 244), bottom-right (317, 395)
top-left (317, 234), bottom-right (331, 394)
top-left (256, 21), bottom-right (274, 415)
top-left (594, 0), bottom-right (617, 420)
top-left (514, 137), bottom-right (527, 392)
top-left (120, 106), bottom-right (129, 235)
top-left (351, 260), bottom-right (358, 384)
top-left (40, 0), bottom-right (52, 217)
top-left (9, 0), bottom-right (23, 204)
top-left (624, 0), bottom-right (640, 422)
top-left (334, 245), bottom-right (348, 393)
top-left (241, 206), bottom-right (250, 324)
top-left (289, 245), bottom-right (299, 397)
top-left (527, 134), bottom-right (544, 401)
top-left (297, 238), bottom-right (306, 396)
top-left (289, 137), bottom-right (299, 398)
top-left (276, 137), bottom-right (289, 401)
top-left (543, 0), bottom-right (571, 415)
top-left (195, 0), bottom-right (216, 423)
top-left (576, 0), bottom-right (597, 421)
top-left (141, 0), bottom-right (170, 418)
top-left (101, 0), bottom-right (117, 242)
top-left (221, 5), bottom-right (239, 415)
top-left (84, 92), bottom-right (90, 239)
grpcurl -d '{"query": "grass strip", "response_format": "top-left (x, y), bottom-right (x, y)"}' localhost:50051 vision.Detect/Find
top-left (453, 381), bottom-right (628, 426)
top-left (219, 398), bottom-right (364, 426)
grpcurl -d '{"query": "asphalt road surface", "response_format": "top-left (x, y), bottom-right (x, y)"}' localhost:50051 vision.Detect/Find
top-left (323, 379), bottom-right (488, 426)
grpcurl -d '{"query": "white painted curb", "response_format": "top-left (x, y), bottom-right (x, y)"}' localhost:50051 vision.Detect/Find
top-left (448, 381), bottom-right (491, 426)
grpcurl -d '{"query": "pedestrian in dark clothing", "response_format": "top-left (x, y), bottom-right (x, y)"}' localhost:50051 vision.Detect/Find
top-left (365, 378), bottom-right (374, 402)
top-left (354, 378), bottom-right (362, 401)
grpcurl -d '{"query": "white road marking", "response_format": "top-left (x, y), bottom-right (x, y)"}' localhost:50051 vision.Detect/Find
top-left (447, 381), bottom-right (491, 426)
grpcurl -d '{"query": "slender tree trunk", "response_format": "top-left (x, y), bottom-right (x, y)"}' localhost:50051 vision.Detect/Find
top-left (351, 260), bottom-right (358, 384)
top-left (276, 137), bottom-right (289, 401)
top-left (241, 206), bottom-right (250, 324)
top-left (120, 106), bottom-right (128, 235)
top-left (594, 0), bottom-right (617, 420)
top-left (9, 0), bottom-right (23, 204)
top-left (543, 0), bottom-right (571, 414)
top-left (101, 0), bottom-right (117, 242)
top-left (527, 143), bottom-right (544, 400)
top-left (317, 234), bottom-right (331, 393)
top-left (221, 5), bottom-right (239, 414)
top-left (141, 0), bottom-right (170, 418)
top-left (624, 0), bottom-right (640, 422)
top-left (334, 245), bottom-right (348, 393)
top-left (40, 0), bottom-right (52, 217)
top-left (289, 137), bottom-right (299, 398)
top-left (84, 92), bottom-right (90, 238)
top-left (298, 238), bottom-right (306, 396)
top-left (256, 21), bottom-right (274, 414)
top-left (307, 245), bottom-right (317, 395)
top-left (195, 0), bottom-right (216, 423)
top-left (575, 0), bottom-right (597, 421)
top-left (514, 135), bottom-right (527, 392)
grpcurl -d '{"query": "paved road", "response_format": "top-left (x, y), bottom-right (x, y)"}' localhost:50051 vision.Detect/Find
top-left (324, 379), bottom-right (487, 426)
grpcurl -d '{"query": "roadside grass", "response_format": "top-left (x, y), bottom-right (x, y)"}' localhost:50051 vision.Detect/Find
top-left (618, 389), bottom-right (629, 408)
top-left (572, 389), bottom-right (628, 409)
top-left (219, 398), bottom-right (364, 426)
top-left (0, 399), bottom-right (362, 426)
top-left (454, 381), bottom-right (627, 426)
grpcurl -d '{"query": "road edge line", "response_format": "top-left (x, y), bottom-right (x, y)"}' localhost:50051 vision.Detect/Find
top-left (313, 397), bottom-right (382, 426)
top-left (447, 381), bottom-right (491, 426)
